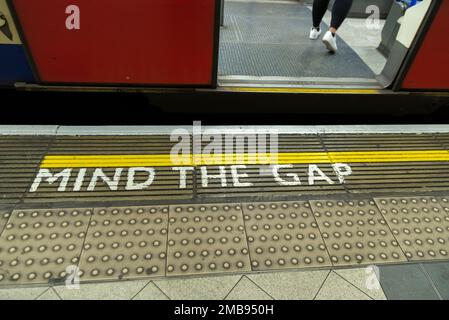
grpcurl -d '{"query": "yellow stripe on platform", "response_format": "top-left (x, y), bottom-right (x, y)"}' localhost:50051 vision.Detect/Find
top-left (40, 150), bottom-right (449, 168)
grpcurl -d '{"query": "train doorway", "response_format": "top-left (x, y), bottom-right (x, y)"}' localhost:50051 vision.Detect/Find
top-left (217, 0), bottom-right (433, 89)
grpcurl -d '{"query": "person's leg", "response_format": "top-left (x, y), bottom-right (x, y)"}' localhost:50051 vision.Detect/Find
top-left (312, 0), bottom-right (331, 30)
top-left (329, 0), bottom-right (353, 33)
top-left (322, 0), bottom-right (352, 52)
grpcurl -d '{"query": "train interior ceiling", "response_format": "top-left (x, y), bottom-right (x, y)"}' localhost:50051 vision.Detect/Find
top-left (218, 0), bottom-right (432, 89)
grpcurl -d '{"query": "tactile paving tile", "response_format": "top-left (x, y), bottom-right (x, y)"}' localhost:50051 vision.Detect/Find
top-left (374, 197), bottom-right (449, 261)
top-left (0, 210), bottom-right (11, 236)
top-left (79, 206), bottom-right (168, 281)
top-left (437, 197), bottom-right (449, 215)
top-left (243, 201), bottom-right (331, 270)
top-left (0, 210), bottom-right (12, 272)
top-left (0, 208), bottom-right (92, 285)
top-left (310, 200), bottom-right (407, 266)
top-left (167, 204), bottom-right (251, 276)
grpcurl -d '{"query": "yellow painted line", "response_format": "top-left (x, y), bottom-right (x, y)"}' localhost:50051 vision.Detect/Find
top-left (220, 87), bottom-right (380, 94)
top-left (40, 153), bottom-right (331, 168)
top-left (328, 151), bottom-right (449, 163)
top-left (40, 150), bottom-right (449, 168)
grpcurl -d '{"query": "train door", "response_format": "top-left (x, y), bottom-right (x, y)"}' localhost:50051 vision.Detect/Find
top-left (217, 0), bottom-right (439, 90)
top-left (8, 0), bottom-right (220, 87)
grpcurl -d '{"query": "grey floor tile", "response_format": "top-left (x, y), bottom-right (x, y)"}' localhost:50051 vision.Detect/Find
top-left (335, 267), bottom-right (387, 300)
top-left (248, 270), bottom-right (329, 300)
top-left (132, 282), bottom-right (169, 300)
top-left (37, 288), bottom-right (61, 300)
top-left (378, 264), bottom-right (440, 300)
top-left (421, 262), bottom-right (449, 299)
top-left (315, 272), bottom-right (372, 300)
top-left (154, 275), bottom-right (241, 300)
top-left (351, 46), bottom-right (387, 74)
top-left (225, 276), bottom-right (273, 300)
top-left (0, 286), bottom-right (49, 300)
top-left (54, 280), bottom-right (149, 300)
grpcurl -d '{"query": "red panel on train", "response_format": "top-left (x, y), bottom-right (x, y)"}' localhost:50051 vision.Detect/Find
top-left (402, 1), bottom-right (449, 90)
top-left (11, 0), bottom-right (217, 85)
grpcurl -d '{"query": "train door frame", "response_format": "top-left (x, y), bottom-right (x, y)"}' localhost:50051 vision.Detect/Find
top-left (391, 0), bottom-right (443, 91)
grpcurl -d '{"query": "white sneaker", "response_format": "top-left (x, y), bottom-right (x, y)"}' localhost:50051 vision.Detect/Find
top-left (309, 27), bottom-right (322, 40)
top-left (322, 31), bottom-right (338, 53)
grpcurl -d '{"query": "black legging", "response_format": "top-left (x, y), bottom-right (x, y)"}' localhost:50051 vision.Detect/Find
top-left (312, 0), bottom-right (353, 30)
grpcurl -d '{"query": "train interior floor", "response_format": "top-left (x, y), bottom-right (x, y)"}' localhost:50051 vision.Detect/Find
top-left (2, 125), bottom-right (449, 300)
top-left (219, 0), bottom-right (387, 87)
